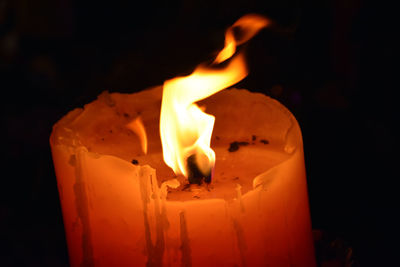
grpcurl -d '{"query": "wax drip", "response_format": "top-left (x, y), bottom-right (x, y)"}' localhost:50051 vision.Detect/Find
top-left (232, 218), bottom-right (247, 267)
top-left (179, 211), bottom-right (192, 267)
top-left (235, 184), bottom-right (245, 213)
top-left (73, 147), bottom-right (94, 267)
top-left (139, 166), bottom-right (168, 267)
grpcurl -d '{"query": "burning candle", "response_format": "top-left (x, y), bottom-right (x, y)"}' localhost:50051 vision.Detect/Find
top-left (50, 14), bottom-right (315, 267)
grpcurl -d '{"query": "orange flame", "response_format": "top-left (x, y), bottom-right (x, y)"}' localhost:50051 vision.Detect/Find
top-left (160, 14), bottom-right (269, 178)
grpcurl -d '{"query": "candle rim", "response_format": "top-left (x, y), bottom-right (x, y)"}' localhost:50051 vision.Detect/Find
top-left (50, 86), bottom-right (304, 203)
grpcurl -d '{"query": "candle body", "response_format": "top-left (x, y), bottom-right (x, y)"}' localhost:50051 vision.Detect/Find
top-left (50, 87), bottom-right (315, 266)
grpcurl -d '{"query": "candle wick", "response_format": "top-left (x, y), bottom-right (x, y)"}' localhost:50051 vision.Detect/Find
top-left (186, 154), bottom-right (213, 184)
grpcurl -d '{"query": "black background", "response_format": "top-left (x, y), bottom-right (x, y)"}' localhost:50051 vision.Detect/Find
top-left (1, 0), bottom-right (397, 266)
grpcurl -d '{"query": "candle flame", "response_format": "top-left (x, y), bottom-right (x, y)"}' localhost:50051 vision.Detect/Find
top-left (160, 14), bottom-right (269, 180)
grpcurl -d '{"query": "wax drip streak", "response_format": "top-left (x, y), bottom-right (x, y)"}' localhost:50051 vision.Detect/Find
top-left (235, 184), bottom-right (245, 213)
top-left (139, 167), bottom-right (166, 267)
top-left (232, 218), bottom-right (247, 267)
top-left (151, 172), bottom-right (166, 265)
top-left (73, 148), bottom-right (94, 267)
top-left (179, 211), bottom-right (192, 267)
top-left (229, 187), bottom-right (249, 266)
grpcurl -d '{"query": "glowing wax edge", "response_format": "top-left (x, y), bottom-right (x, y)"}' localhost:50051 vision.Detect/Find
top-left (50, 87), bottom-right (302, 203)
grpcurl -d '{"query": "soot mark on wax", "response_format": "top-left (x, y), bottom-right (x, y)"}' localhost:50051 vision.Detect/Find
top-left (228, 141), bottom-right (249, 152)
top-left (228, 136), bottom-right (269, 152)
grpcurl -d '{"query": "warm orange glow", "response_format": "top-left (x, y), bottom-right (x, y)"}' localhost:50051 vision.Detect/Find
top-left (126, 117), bottom-right (148, 154)
top-left (160, 14), bottom-right (269, 178)
top-left (215, 14), bottom-right (270, 64)
top-left (214, 30), bottom-right (236, 64)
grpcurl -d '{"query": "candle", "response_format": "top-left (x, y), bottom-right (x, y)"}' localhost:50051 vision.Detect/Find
top-left (50, 14), bottom-right (316, 267)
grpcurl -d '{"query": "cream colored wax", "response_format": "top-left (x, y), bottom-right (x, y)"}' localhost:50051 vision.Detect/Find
top-left (50, 87), bottom-right (316, 266)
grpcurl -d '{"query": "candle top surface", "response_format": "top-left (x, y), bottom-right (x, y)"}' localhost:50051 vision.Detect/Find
top-left (51, 86), bottom-right (300, 201)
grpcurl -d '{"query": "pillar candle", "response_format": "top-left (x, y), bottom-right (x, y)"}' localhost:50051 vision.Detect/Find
top-left (50, 86), bottom-right (316, 266)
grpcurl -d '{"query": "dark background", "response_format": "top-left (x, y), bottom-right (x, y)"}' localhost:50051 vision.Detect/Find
top-left (1, 0), bottom-right (397, 266)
